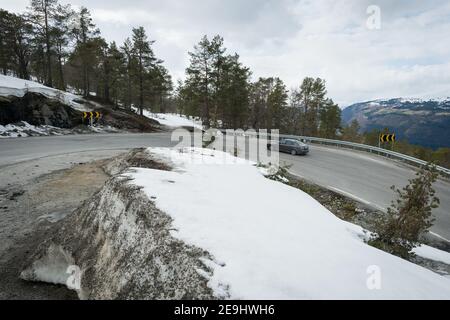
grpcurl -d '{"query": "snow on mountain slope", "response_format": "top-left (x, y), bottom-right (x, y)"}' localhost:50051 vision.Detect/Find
top-left (146, 112), bottom-right (202, 129)
top-left (128, 147), bottom-right (450, 299)
top-left (0, 75), bottom-right (92, 112)
top-left (342, 97), bottom-right (450, 148)
top-left (133, 107), bottom-right (202, 129)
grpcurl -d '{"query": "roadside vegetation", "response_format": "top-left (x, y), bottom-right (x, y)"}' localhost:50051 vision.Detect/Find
top-left (368, 165), bottom-right (440, 259)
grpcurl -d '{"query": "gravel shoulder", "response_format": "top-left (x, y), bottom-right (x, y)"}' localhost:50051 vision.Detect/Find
top-left (0, 152), bottom-right (122, 299)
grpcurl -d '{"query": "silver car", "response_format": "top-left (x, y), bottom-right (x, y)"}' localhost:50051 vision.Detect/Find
top-left (268, 138), bottom-right (309, 155)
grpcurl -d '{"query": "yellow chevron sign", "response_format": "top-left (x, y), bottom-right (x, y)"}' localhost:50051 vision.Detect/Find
top-left (83, 111), bottom-right (101, 119)
top-left (380, 133), bottom-right (395, 142)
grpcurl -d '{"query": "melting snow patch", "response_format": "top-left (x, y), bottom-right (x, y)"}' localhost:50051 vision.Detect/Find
top-left (0, 121), bottom-right (68, 138)
top-left (133, 107), bottom-right (202, 129)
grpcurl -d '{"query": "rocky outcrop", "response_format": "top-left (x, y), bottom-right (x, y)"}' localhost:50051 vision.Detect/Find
top-left (93, 105), bottom-right (161, 132)
top-left (0, 93), bottom-right (82, 128)
top-left (0, 92), bottom-right (162, 132)
top-left (20, 150), bottom-right (215, 299)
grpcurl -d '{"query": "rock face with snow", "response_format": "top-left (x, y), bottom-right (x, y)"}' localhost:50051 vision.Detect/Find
top-left (20, 150), bottom-right (214, 299)
top-left (342, 97), bottom-right (450, 148)
top-left (0, 75), bottom-right (161, 134)
top-left (0, 93), bottom-right (83, 128)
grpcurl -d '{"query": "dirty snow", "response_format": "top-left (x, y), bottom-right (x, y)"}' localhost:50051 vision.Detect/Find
top-left (0, 121), bottom-right (122, 138)
top-left (0, 121), bottom-right (69, 138)
top-left (0, 74), bottom-right (91, 111)
top-left (127, 147), bottom-right (450, 299)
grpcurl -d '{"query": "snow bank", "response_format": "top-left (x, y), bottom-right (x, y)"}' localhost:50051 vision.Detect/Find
top-left (0, 121), bottom-right (68, 138)
top-left (128, 147), bottom-right (450, 299)
top-left (0, 74), bottom-right (91, 112)
top-left (0, 121), bottom-right (121, 138)
top-left (21, 151), bottom-right (215, 299)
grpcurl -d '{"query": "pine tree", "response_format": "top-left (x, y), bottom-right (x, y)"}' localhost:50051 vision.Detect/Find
top-left (248, 78), bottom-right (271, 130)
top-left (131, 26), bottom-right (156, 116)
top-left (105, 42), bottom-right (126, 106)
top-left (297, 77), bottom-right (327, 136)
top-left (341, 119), bottom-right (361, 142)
top-left (28, 0), bottom-right (59, 87)
top-left (51, 4), bottom-right (73, 90)
top-left (0, 9), bottom-right (13, 75)
top-left (71, 6), bottom-right (99, 96)
top-left (121, 38), bottom-right (135, 109)
top-left (182, 35), bottom-right (251, 129)
top-left (369, 165), bottom-right (440, 259)
top-left (209, 35), bottom-right (226, 126)
top-left (152, 64), bottom-right (173, 113)
top-left (267, 78), bottom-right (288, 130)
top-left (220, 54), bottom-right (250, 128)
top-left (319, 99), bottom-right (341, 138)
top-left (186, 35), bottom-right (214, 127)
top-left (0, 10), bottom-right (33, 79)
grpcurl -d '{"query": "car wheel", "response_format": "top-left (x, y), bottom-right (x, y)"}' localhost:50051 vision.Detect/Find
top-left (291, 149), bottom-right (296, 155)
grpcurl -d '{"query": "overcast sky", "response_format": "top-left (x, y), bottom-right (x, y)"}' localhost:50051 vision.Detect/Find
top-left (2, 0), bottom-right (450, 106)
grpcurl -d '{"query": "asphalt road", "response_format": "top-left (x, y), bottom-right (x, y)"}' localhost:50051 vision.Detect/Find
top-left (0, 132), bottom-right (449, 241)
top-left (279, 146), bottom-right (450, 242)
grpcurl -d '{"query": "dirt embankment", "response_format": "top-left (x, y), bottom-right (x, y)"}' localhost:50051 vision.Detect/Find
top-left (0, 159), bottom-right (110, 299)
top-left (16, 149), bottom-right (215, 299)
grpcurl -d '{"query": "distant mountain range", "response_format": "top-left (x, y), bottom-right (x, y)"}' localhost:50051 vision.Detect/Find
top-left (342, 97), bottom-right (450, 149)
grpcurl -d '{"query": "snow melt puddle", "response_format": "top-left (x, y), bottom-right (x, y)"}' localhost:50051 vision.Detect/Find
top-left (127, 147), bottom-right (450, 299)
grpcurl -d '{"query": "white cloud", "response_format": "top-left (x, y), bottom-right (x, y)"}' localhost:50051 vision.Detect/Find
top-left (3, 0), bottom-right (450, 106)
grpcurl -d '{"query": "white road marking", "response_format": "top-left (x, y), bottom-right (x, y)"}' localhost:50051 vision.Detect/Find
top-left (328, 187), bottom-right (450, 244)
top-left (327, 186), bottom-right (373, 206)
top-left (287, 169), bottom-right (387, 211)
top-left (429, 232), bottom-right (450, 243)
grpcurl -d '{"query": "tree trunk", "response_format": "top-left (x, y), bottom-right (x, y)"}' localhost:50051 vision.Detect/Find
top-left (127, 73), bottom-right (132, 109)
top-left (57, 52), bottom-right (65, 90)
top-left (139, 55), bottom-right (143, 116)
top-left (104, 67), bottom-right (110, 102)
top-left (44, 1), bottom-right (53, 87)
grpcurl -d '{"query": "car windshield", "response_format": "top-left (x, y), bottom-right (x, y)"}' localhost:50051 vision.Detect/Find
top-left (286, 140), bottom-right (301, 146)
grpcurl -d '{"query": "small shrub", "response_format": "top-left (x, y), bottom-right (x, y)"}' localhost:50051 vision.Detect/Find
top-left (368, 164), bottom-right (439, 259)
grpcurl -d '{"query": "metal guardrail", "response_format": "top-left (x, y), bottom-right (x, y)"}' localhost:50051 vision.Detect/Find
top-left (216, 129), bottom-right (450, 177)
top-left (277, 134), bottom-right (450, 177)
